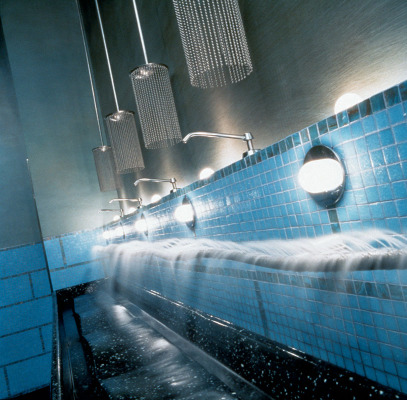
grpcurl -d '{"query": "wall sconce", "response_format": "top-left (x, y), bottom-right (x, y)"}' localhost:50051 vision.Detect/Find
top-left (135, 214), bottom-right (148, 236)
top-left (199, 167), bottom-right (214, 180)
top-left (298, 145), bottom-right (345, 207)
top-left (151, 194), bottom-right (162, 203)
top-left (174, 196), bottom-right (196, 230)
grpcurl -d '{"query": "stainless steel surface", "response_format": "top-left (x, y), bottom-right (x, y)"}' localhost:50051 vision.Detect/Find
top-left (92, 146), bottom-right (117, 192)
top-left (173, 0), bottom-right (252, 88)
top-left (183, 131), bottom-right (258, 158)
top-left (134, 177), bottom-right (178, 193)
top-left (130, 1), bottom-right (182, 149)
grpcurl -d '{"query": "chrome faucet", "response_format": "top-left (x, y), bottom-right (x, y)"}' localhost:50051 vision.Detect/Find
top-left (100, 208), bottom-right (124, 218)
top-left (182, 131), bottom-right (258, 158)
top-left (134, 177), bottom-right (178, 193)
top-left (109, 198), bottom-right (142, 208)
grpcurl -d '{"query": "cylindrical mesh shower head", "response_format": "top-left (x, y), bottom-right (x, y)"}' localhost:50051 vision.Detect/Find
top-left (92, 146), bottom-right (118, 192)
top-left (173, 0), bottom-right (253, 88)
top-left (105, 110), bottom-right (145, 174)
top-left (130, 63), bottom-right (182, 149)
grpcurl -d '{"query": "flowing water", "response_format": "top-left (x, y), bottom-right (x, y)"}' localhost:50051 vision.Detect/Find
top-left (95, 229), bottom-right (407, 273)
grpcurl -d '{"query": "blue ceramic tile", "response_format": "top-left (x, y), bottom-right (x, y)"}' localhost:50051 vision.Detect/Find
top-left (0, 244), bottom-right (47, 279)
top-left (378, 128), bottom-right (395, 147)
top-left (375, 111), bottom-right (390, 130)
top-left (365, 133), bottom-right (381, 151)
top-left (400, 81), bottom-right (407, 101)
top-left (384, 86), bottom-right (401, 107)
top-left (348, 105), bottom-right (360, 122)
top-left (365, 186), bottom-right (380, 203)
top-left (292, 132), bottom-right (301, 146)
top-left (0, 275), bottom-right (32, 307)
top-left (388, 164), bottom-right (404, 181)
top-left (30, 270), bottom-right (52, 298)
top-left (370, 150), bottom-right (385, 167)
top-left (377, 184), bottom-right (393, 201)
top-left (388, 104), bottom-right (404, 124)
top-left (308, 124), bottom-right (318, 140)
top-left (337, 111), bottom-right (349, 127)
top-left (0, 297), bottom-right (52, 337)
top-left (327, 115), bottom-right (338, 131)
top-left (361, 121), bottom-right (377, 141)
top-left (350, 121), bottom-right (363, 138)
top-left (371, 93), bottom-right (386, 112)
top-left (359, 99), bottom-right (372, 117)
top-left (393, 123), bottom-right (407, 144)
top-left (7, 353), bottom-right (51, 397)
top-left (0, 329), bottom-right (43, 365)
top-left (318, 119), bottom-right (328, 135)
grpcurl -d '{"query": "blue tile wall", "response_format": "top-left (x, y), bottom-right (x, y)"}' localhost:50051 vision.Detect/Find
top-left (32, 81), bottom-right (406, 396)
top-left (44, 227), bottom-right (107, 292)
top-left (0, 243), bottom-right (52, 399)
top-left (96, 80), bottom-right (407, 395)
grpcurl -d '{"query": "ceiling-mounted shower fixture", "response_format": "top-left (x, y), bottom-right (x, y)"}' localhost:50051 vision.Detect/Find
top-left (76, 0), bottom-right (117, 192)
top-left (182, 131), bottom-right (258, 158)
top-left (134, 177), bottom-right (178, 194)
top-left (298, 145), bottom-right (345, 208)
top-left (129, 0), bottom-right (182, 149)
top-left (173, 0), bottom-right (253, 88)
top-left (95, 0), bottom-right (144, 174)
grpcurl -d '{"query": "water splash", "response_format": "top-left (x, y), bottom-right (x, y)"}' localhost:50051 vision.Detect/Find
top-left (94, 229), bottom-right (407, 273)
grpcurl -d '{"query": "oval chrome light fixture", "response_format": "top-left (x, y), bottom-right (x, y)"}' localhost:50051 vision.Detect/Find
top-left (334, 92), bottom-right (362, 114)
top-left (298, 145), bottom-right (345, 207)
top-left (174, 196), bottom-right (196, 230)
top-left (151, 194), bottom-right (162, 203)
top-left (199, 167), bottom-right (214, 180)
top-left (135, 214), bottom-right (148, 235)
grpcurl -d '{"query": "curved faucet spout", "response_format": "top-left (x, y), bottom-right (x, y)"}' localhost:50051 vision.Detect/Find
top-left (109, 198), bottom-right (142, 204)
top-left (182, 131), bottom-right (257, 158)
top-left (134, 177), bottom-right (178, 193)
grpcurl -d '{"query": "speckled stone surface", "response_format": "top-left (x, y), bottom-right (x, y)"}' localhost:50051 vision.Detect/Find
top-left (73, 289), bottom-right (243, 400)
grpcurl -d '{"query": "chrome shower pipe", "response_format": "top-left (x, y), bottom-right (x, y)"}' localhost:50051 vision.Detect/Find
top-left (95, 0), bottom-right (119, 112)
top-left (109, 198), bottom-right (142, 207)
top-left (131, 0), bottom-right (148, 64)
top-left (182, 132), bottom-right (258, 158)
top-left (76, 0), bottom-right (104, 146)
top-left (134, 177), bottom-right (178, 193)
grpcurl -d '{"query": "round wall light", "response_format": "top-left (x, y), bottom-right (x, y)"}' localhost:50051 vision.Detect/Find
top-left (199, 167), bottom-right (214, 180)
top-left (135, 214), bottom-right (148, 236)
top-left (174, 196), bottom-right (196, 230)
top-left (298, 145), bottom-right (345, 207)
top-left (151, 194), bottom-right (162, 203)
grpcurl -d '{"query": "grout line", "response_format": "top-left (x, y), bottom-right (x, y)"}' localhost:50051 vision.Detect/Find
top-left (0, 294), bottom-right (52, 311)
top-left (3, 367), bottom-right (11, 397)
top-left (38, 327), bottom-right (46, 352)
top-left (0, 323), bottom-right (53, 340)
